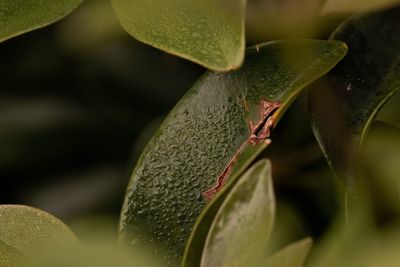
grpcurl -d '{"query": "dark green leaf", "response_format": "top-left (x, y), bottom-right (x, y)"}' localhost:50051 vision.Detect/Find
top-left (0, 205), bottom-right (78, 257)
top-left (309, 6), bottom-right (400, 188)
top-left (119, 39), bottom-right (347, 262)
top-left (0, 0), bottom-right (84, 43)
top-left (199, 160), bottom-right (274, 267)
top-left (264, 238), bottom-right (312, 267)
top-left (111, 0), bottom-right (246, 71)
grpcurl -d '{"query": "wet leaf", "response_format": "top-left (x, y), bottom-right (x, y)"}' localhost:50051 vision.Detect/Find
top-left (0, 0), bottom-right (84, 43)
top-left (309, 6), bottom-right (400, 189)
top-left (0, 205), bottom-right (78, 257)
top-left (111, 0), bottom-right (245, 71)
top-left (199, 160), bottom-right (274, 267)
top-left (119, 39), bottom-right (347, 262)
top-left (264, 238), bottom-right (312, 267)
top-left (0, 239), bottom-right (26, 266)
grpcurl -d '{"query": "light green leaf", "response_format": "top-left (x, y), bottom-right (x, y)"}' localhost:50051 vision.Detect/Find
top-left (119, 39), bottom-right (347, 263)
top-left (0, 205), bottom-right (78, 257)
top-left (309, 5), bottom-right (400, 189)
top-left (264, 238), bottom-right (312, 267)
top-left (200, 160), bottom-right (274, 267)
top-left (23, 242), bottom-right (162, 267)
top-left (0, 0), bottom-right (85, 43)
top-left (0, 239), bottom-right (26, 266)
top-left (362, 121), bottom-right (400, 211)
top-left (111, 0), bottom-right (246, 71)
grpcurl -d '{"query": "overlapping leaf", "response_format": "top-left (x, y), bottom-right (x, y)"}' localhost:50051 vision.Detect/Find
top-left (119, 39), bottom-right (347, 262)
top-left (309, 5), bottom-right (400, 189)
top-left (183, 161), bottom-right (312, 267)
top-left (0, 0), bottom-right (84, 43)
top-left (199, 160), bottom-right (274, 267)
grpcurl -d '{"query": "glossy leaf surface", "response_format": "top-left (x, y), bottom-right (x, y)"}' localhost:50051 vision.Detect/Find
top-left (309, 6), bottom-right (400, 188)
top-left (111, 0), bottom-right (245, 71)
top-left (0, 0), bottom-right (84, 43)
top-left (264, 238), bottom-right (312, 267)
top-left (0, 205), bottom-right (78, 257)
top-left (119, 39), bottom-right (347, 262)
top-left (200, 160), bottom-right (274, 267)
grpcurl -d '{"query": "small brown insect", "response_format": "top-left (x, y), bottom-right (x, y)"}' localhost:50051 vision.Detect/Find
top-left (203, 99), bottom-right (280, 200)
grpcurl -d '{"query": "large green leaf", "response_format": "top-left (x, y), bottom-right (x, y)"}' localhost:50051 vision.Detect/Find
top-left (264, 238), bottom-right (312, 267)
top-left (111, 0), bottom-right (246, 71)
top-left (0, 205), bottom-right (78, 258)
top-left (309, 6), bottom-right (400, 189)
top-left (199, 160), bottom-right (274, 267)
top-left (119, 39), bottom-right (347, 263)
top-left (0, 0), bottom-right (84, 43)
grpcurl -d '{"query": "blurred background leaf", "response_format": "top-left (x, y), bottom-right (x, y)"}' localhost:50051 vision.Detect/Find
top-left (321, 0), bottom-right (400, 15)
top-left (263, 238), bottom-right (312, 267)
top-left (23, 218), bottom-right (163, 267)
top-left (0, 205), bottom-right (78, 260)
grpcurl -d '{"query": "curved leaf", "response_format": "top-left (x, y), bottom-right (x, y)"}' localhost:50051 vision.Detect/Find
top-left (0, 205), bottom-right (78, 257)
top-left (0, 0), bottom-right (84, 43)
top-left (181, 145), bottom-right (267, 267)
top-left (119, 39), bottom-right (347, 262)
top-left (111, 0), bottom-right (245, 71)
top-left (309, 6), bottom-right (400, 189)
top-left (264, 238), bottom-right (312, 267)
top-left (200, 160), bottom-right (274, 267)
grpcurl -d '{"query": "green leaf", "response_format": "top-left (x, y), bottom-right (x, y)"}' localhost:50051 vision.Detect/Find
top-left (264, 238), bottom-right (313, 267)
top-left (23, 242), bottom-right (162, 267)
top-left (0, 0), bottom-right (85, 43)
top-left (119, 39), bottom-right (347, 262)
top-left (181, 145), bottom-right (267, 267)
top-left (111, 0), bottom-right (246, 71)
top-left (309, 6), bottom-right (400, 189)
top-left (362, 121), bottom-right (400, 212)
top-left (0, 205), bottom-right (78, 257)
top-left (0, 239), bottom-right (26, 266)
top-left (199, 160), bottom-right (275, 267)
top-left (321, 0), bottom-right (400, 15)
